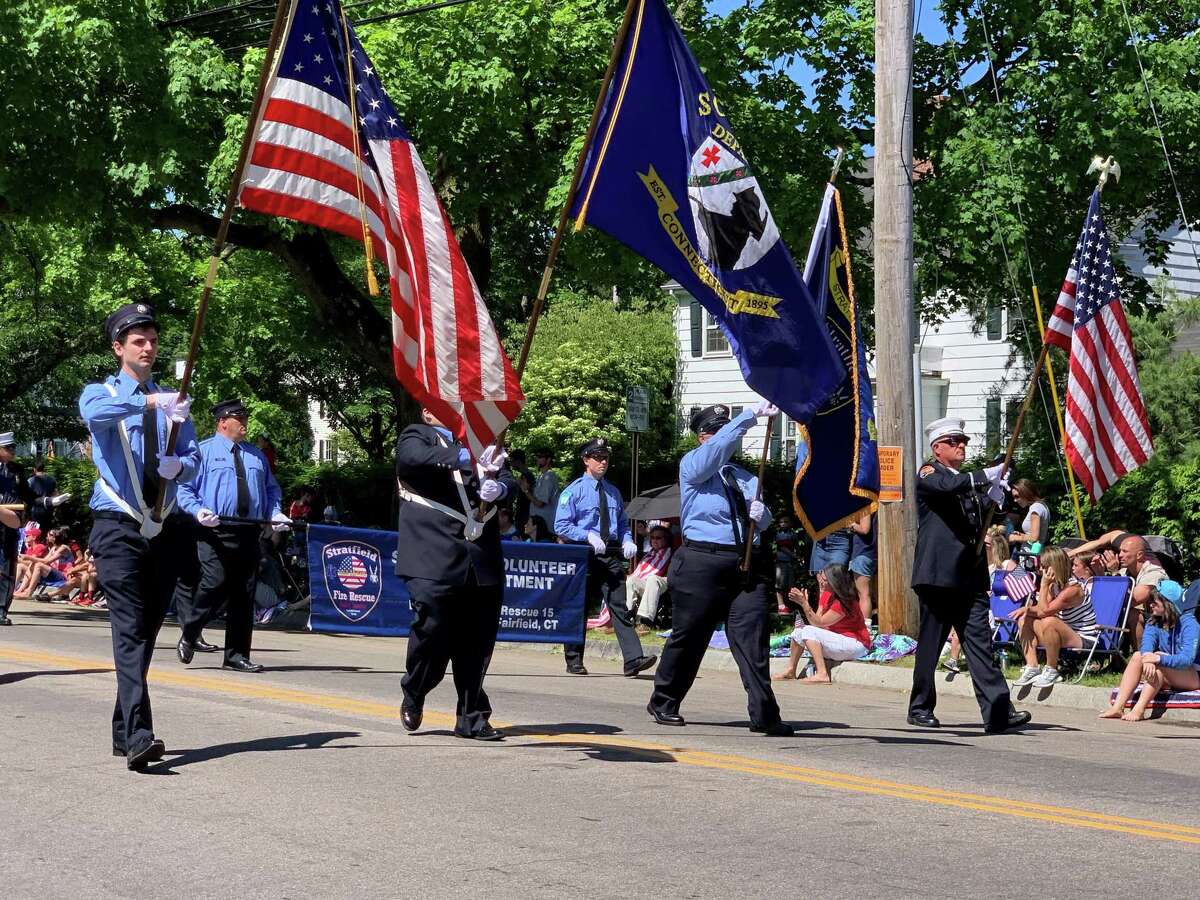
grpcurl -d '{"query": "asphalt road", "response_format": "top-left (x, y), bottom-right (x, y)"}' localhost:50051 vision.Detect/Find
top-left (2, 600), bottom-right (1198, 899)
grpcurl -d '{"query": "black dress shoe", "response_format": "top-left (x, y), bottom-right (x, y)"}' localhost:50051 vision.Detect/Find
top-left (455, 724), bottom-right (504, 741)
top-left (127, 738), bottom-right (165, 771)
top-left (623, 654), bottom-right (658, 677)
top-left (751, 721), bottom-right (795, 736)
top-left (112, 745), bottom-right (126, 758)
top-left (177, 638), bottom-right (194, 665)
top-left (647, 702), bottom-right (685, 726)
top-left (400, 707), bottom-right (422, 732)
top-left (223, 658), bottom-right (264, 673)
top-left (985, 709), bottom-right (1032, 733)
top-left (566, 664), bottom-right (589, 675)
top-left (193, 638), bottom-right (220, 653)
top-left (0, 615), bottom-right (12, 626)
top-left (907, 711), bottom-right (941, 728)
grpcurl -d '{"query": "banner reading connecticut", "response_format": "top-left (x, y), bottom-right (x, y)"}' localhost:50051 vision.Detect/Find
top-left (306, 525), bottom-right (588, 643)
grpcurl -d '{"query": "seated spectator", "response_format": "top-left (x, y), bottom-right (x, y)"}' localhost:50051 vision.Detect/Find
top-left (1100, 581), bottom-right (1198, 722)
top-left (497, 508), bottom-right (519, 540)
top-left (1108, 535), bottom-right (1167, 647)
top-left (288, 489), bottom-right (314, 522)
top-left (1009, 546), bottom-right (1099, 687)
top-left (774, 564), bottom-right (870, 684)
top-left (13, 524), bottom-right (49, 593)
top-left (626, 525), bottom-right (672, 627)
top-left (15, 526), bottom-right (75, 598)
top-left (1007, 479), bottom-right (1049, 554)
top-left (322, 504), bottom-right (340, 524)
top-left (63, 549), bottom-right (101, 606)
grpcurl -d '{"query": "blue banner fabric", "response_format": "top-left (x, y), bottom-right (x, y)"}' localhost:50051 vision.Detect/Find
top-left (568, 0), bottom-right (843, 424)
top-left (793, 184), bottom-right (879, 538)
top-left (306, 525), bottom-right (588, 643)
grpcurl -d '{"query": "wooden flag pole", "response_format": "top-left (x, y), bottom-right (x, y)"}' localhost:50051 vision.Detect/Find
top-left (150, 0), bottom-right (292, 523)
top-left (975, 342), bottom-right (1051, 553)
top-left (741, 414), bottom-right (776, 572)
top-left (340, 7), bottom-right (381, 297)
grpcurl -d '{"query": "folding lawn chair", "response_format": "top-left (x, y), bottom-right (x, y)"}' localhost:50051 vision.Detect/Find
top-left (1181, 580), bottom-right (1200, 617)
top-left (1059, 575), bottom-right (1132, 683)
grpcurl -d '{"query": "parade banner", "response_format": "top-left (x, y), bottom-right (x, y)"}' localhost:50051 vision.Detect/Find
top-left (306, 525), bottom-right (588, 643)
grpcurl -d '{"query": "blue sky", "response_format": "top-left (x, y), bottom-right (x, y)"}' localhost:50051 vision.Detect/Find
top-left (706, 0), bottom-right (955, 104)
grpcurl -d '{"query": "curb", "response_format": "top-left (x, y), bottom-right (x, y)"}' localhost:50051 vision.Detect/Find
top-left (509, 635), bottom-right (1200, 724)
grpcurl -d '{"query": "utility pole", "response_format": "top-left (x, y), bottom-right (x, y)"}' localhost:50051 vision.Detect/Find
top-left (873, 0), bottom-right (919, 636)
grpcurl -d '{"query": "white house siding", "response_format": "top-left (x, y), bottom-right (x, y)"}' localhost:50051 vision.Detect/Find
top-left (1117, 220), bottom-right (1200, 355)
top-left (307, 400), bottom-right (340, 463)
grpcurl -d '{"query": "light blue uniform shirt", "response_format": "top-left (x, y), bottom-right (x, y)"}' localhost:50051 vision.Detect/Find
top-left (554, 475), bottom-right (632, 545)
top-left (79, 371), bottom-right (200, 515)
top-left (680, 409), bottom-right (772, 545)
top-left (176, 434), bottom-right (283, 520)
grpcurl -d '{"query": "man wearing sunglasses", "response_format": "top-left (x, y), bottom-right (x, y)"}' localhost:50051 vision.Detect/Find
top-left (908, 417), bottom-right (1031, 733)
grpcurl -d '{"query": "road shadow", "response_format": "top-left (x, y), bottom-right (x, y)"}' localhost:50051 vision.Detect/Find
top-left (506, 722), bottom-right (677, 764)
top-left (0, 667), bottom-right (111, 685)
top-left (145, 730), bottom-right (361, 773)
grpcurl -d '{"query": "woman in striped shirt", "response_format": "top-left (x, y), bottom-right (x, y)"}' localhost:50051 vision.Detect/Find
top-left (1010, 546), bottom-right (1099, 688)
top-left (626, 526), bottom-right (673, 627)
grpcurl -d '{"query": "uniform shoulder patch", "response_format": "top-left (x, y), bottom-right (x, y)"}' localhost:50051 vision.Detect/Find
top-left (919, 465), bottom-right (935, 479)
top-left (558, 493), bottom-right (570, 505)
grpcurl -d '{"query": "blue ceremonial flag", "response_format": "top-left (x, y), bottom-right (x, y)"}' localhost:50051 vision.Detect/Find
top-left (793, 184), bottom-right (878, 538)
top-left (568, 0), bottom-right (843, 423)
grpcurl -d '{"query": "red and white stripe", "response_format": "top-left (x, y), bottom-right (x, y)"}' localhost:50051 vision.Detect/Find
top-left (633, 546), bottom-right (672, 579)
top-left (238, 76), bottom-right (523, 457)
top-left (1045, 267), bottom-right (1152, 501)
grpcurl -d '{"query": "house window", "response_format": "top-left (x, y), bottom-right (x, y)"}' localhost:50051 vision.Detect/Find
top-left (770, 422), bottom-right (782, 463)
top-left (986, 305), bottom-right (1003, 341)
top-left (985, 398), bottom-right (1001, 455)
top-left (704, 311), bottom-right (730, 355)
top-left (785, 439), bottom-right (796, 464)
top-left (785, 416), bottom-right (796, 438)
top-left (730, 405), bottom-right (743, 456)
top-left (318, 439), bottom-right (337, 463)
top-left (1005, 398), bottom-right (1022, 445)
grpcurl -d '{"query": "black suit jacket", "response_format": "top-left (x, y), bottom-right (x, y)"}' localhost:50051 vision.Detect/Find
top-left (393, 423), bottom-right (515, 586)
top-left (911, 460), bottom-right (994, 592)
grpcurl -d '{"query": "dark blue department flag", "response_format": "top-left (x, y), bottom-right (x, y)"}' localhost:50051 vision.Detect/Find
top-left (794, 184), bottom-right (878, 538)
top-left (569, 0), bottom-right (843, 423)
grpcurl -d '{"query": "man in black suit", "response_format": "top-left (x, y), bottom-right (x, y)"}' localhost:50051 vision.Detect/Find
top-left (394, 408), bottom-right (515, 741)
top-left (907, 416), bottom-right (1031, 733)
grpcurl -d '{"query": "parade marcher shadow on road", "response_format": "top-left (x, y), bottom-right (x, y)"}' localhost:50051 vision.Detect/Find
top-left (144, 730), bottom-right (362, 774)
top-left (503, 722), bottom-right (677, 764)
top-left (0, 667), bottom-right (111, 685)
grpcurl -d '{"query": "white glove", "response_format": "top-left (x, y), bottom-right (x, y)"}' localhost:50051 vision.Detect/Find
top-left (153, 393), bottom-right (192, 424)
top-left (271, 511), bottom-right (293, 533)
top-left (983, 463), bottom-right (1005, 482)
top-left (587, 531), bottom-right (607, 554)
top-left (752, 400), bottom-right (779, 419)
top-left (156, 455), bottom-right (183, 480)
top-left (749, 499), bottom-right (769, 526)
top-left (196, 508), bottom-right (220, 528)
top-left (987, 477), bottom-right (1010, 505)
top-left (475, 444), bottom-right (508, 479)
top-left (622, 539), bottom-right (638, 560)
top-left (478, 479), bottom-right (504, 502)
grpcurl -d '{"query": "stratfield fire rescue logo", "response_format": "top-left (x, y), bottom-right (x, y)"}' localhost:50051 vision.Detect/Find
top-left (321, 540), bottom-right (382, 622)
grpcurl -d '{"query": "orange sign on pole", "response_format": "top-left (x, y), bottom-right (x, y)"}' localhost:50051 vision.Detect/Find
top-left (878, 445), bottom-right (904, 502)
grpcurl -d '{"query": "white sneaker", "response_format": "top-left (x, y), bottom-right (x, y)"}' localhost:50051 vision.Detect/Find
top-left (1033, 667), bottom-right (1063, 688)
top-left (48, 493), bottom-right (72, 508)
top-left (1012, 665), bottom-right (1041, 687)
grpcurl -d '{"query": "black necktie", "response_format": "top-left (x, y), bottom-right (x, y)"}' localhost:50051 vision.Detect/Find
top-left (232, 443), bottom-right (251, 517)
top-left (141, 385), bottom-right (160, 502)
top-left (720, 465), bottom-right (750, 547)
top-left (596, 481), bottom-right (609, 542)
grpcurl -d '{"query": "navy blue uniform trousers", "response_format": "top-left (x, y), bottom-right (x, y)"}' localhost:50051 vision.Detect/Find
top-left (177, 525), bottom-right (260, 663)
top-left (563, 551), bottom-right (644, 671)
top-left (90, 514), bottom-right (196, 752)
top-left (650, 545), bottom-right (782, 728)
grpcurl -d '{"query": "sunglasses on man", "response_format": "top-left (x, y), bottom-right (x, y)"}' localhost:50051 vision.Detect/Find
top-left (936, 436), bottom-right (969, 447)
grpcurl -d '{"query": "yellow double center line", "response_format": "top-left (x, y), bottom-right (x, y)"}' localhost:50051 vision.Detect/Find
top-left (5, 645), bottom-right (1200, 846)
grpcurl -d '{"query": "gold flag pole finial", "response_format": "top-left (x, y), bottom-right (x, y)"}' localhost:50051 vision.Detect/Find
top-left (1087, 155), bottom-right (1121, 191)
top-left (829, 146), bottom-right (845, 185)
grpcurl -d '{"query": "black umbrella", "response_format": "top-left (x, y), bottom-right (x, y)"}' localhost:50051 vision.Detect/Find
top-left (625, 482), bottom-right (680, 522)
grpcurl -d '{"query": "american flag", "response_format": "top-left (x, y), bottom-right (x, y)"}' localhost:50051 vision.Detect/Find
top-left (238, 0), bottom-right (524, 456)
top-left (1044, 190), bottom-right (1152, 500)
top-left (337, 555), bottom-right (368, 589)
top-left (1002, 569), bottom-right (1036, 604)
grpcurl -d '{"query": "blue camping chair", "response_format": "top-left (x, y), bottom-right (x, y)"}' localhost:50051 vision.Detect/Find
top-left (1057, 575), bottom-right (1132, 682)
top-left (1181, 580), bottom-right (1200, 617)
top-left (989, 568), bottom-right (1032, 646)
